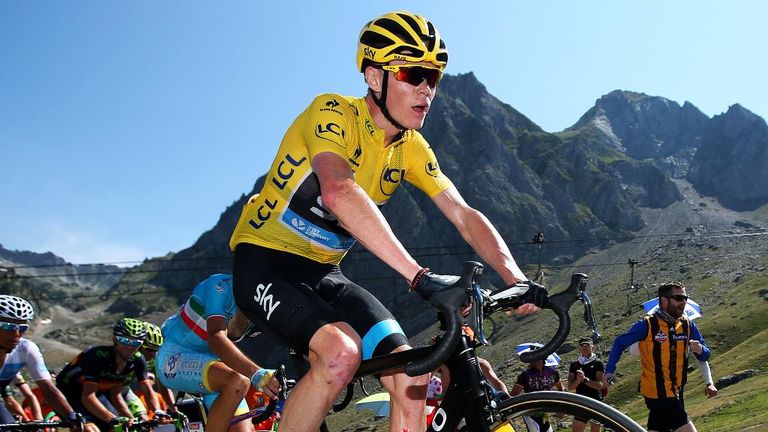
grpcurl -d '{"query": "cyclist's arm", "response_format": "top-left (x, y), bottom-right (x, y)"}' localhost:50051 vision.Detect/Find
top-left (16, 382), bottom-right (41, 420)
top-left (3, 393), bottom-right (30, 420)
top-left (136, 380), bottom-right (161, 415)
top-left (81, 382), bottom-right (119, 422)
top-left (109, 387), bottom-right (136, 420)
top-left (207, 316), bottom-right (260, 378)
top-left (36, 378), bottom-right (77, 420)
top-left (152, 378), bottom-right (176, 413)
top-left (605, 320), bottom-right (648, 374)
top-left (312, 151), bottom-right (421, 281)
top-left (431, 187), bottom-right (527, 286)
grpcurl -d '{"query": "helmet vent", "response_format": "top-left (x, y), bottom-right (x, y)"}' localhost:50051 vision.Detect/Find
top-left (360, 30), bottom-right (395, 49)
top-left (378, 18), bottom-right (418, 46)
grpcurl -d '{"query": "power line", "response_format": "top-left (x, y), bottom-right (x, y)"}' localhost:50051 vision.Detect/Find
top-left (2, 229), bottom-right (765, 280)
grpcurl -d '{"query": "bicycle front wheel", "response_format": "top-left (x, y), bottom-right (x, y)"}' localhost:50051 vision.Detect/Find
top-left (491, 391), bottom-right (645, 432)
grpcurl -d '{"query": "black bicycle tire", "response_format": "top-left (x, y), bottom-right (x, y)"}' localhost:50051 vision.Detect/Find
top-left (491, 391), bottom-right (645, 432)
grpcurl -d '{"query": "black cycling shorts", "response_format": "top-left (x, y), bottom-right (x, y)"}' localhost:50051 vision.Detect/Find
top-left (232, 243), bottom-right (409, 358)
top-left (644, 396), bottom-right (690, 431)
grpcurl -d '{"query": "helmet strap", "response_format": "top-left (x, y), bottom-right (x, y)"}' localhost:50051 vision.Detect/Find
top-left (369, 70), bottom-right (406, 139)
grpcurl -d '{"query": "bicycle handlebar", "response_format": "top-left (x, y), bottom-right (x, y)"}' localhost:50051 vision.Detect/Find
top-left (404, 261), bottom-right (480, 376)
top-left (405, 261), bottom-right (590, 375)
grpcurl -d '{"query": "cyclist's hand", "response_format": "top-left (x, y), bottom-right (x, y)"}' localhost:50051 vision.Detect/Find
top-left (65, 412), bottom-right (85, 432)
top-left (251, 368), bottom-right (281, 399)
top-left (153, 410), bottom-right (172, 424)
top-left (410, 268), bottom-right (459, 301)
top-left (109, 416), bottom-right (130, 432)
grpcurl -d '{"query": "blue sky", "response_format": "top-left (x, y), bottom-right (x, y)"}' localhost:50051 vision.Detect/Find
top-left (1, 1), bottom-right (766, 265)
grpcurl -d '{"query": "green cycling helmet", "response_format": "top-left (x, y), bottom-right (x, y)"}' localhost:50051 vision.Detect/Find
top-left (113, 318), bottom-right (148, 340)
top-left (142, 322), bottom-right (163, 350)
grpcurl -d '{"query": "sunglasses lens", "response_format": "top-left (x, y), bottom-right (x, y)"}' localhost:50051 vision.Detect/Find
top-left (117, 336), bottom-right (142, 347)
top-left (0, 322), bottom-right (28, 332)
top-left (394, 67), bottom-right (442, 87)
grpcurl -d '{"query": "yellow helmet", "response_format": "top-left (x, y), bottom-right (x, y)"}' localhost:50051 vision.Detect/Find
top-left (356, 11), bottom-right (448, 72)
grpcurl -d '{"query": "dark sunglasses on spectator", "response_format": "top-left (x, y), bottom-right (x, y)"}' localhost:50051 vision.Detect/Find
top-left (665, 294), bottom-right (689, 302)
top-left (116, 336), bottom-right (144, 347)
top-left (382, 65), bottom-right (443, 88)
top-left (0, 322), bottom-right (29, 333)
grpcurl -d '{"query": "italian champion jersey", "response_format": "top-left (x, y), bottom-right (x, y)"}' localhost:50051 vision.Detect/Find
top-left (230, 94), bottom-right (454, 264)
top-left (161, 273), bottom-right (236, 352)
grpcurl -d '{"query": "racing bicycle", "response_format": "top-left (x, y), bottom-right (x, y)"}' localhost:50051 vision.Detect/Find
top-left (252, 261), bottom-right (644, 431)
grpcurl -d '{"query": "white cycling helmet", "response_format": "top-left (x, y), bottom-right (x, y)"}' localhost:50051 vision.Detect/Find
top-left (0, 295), bottom-right (34, 321)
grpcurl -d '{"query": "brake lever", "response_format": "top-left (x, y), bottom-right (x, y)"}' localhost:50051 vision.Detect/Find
top-left (467, 277), bottom-right (491, 346)
top-left (579, 289), bottom-right (602, 343)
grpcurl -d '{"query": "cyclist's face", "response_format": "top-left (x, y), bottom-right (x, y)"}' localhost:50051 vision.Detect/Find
top-left (380, 61), bottom-right (440, 130)
top-left (0, 318), bottom-right (27, 351)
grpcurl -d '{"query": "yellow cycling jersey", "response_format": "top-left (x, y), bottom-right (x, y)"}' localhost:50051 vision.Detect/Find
top-left (637, 315), bottom-right (691, 398)
top-left (230, 93), bottom-right (454, 264)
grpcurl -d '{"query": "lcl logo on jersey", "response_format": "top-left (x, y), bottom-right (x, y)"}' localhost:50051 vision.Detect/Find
top-left (315, 122), bottom-right (346, 143)
top-left (425, 161), bottom-right (441, 177)
top-left (380, 167), bottom-right (404, 197)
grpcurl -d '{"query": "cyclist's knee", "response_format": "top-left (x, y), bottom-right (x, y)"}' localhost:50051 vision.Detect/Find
top-left (309, 325), bottom-right (362, 387)
top-left (209, 363), bottom-right (250, 398)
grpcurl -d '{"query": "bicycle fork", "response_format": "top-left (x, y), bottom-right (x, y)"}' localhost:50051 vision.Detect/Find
top-left (427, 337), bottom-right (493, 432)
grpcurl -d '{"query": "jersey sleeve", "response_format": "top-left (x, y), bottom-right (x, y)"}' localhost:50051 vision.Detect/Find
top-left (23, 340), bottom-right (52, 382)
top-left (198, 275), bottom-right (234, 320)
top-left (689, 322), bottom-right (711, 361)
top-left (403, 133), bottom-right (454, 197)
top-left (606, 319), bottom-right (648, 373)
top-left (299, 94), bottom-right (355, 162)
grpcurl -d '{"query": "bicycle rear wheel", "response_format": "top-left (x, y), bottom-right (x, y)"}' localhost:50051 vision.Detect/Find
top-left (491, 391), bottom-right (645, 432)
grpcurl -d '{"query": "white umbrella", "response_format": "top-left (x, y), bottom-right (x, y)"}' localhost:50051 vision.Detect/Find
top-left (515, 342), bottom-right (561, 367)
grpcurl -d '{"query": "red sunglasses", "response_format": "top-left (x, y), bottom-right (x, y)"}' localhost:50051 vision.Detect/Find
top-left (382, 65), bottom-right (443, 88)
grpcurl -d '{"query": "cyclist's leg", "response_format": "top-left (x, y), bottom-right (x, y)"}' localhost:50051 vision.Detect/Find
top-left (318, 271), bottom-right (426, 432)
top-left (232, 245), bottom-right (356, 432)
top-left (157, 346), bottom-right (250, 432)
top-left (203, 363), bottom-right (252, 432)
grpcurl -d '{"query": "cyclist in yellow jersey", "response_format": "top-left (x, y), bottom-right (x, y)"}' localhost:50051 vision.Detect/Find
top-left (230, 11), bottom-right (547, 432)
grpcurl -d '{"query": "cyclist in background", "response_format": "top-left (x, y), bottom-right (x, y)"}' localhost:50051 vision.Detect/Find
top-left (0, 295), bottom-right (84, 431)
top-left (56, 318), bottom-right (165, 432)
top-left (229, 10), bottom-right (545, 432)
top-left (156, 273), bottom-right (280, 432)
top-left (135, 322), bottom-right (176, 417)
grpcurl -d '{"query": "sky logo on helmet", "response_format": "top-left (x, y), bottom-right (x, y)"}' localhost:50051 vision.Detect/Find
top-left (363, 47), bottom-right (376, 59)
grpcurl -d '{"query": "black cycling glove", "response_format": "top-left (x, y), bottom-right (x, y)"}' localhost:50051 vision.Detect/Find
top-left (410, 268), bottom-right (459, 300)
top-left (514, 280), bottom-right (549, 308)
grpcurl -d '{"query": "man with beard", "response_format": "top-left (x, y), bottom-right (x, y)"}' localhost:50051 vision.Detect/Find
top-left (604, 282), bottom-right (713, 432)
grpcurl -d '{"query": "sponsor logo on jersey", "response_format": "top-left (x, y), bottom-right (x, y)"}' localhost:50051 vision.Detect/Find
top-left (315, 122), bottom-right (346, 143)
top-left (672, 333), bottom-right (688, 341)
top-left (654, 331), bottom-right (668, 343)
top-left (320, 99), bottom-right (343, 115)
top-left (254, 283), bottom-right (281, 321)
top-left (425, 161), bottom-right (441, 177)
top-left (379, 167), bottom-right (404, 197)
top-left (365, 119), bottom-right (375, 136)
top-left (164, 352), bottom-right (180, 380)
